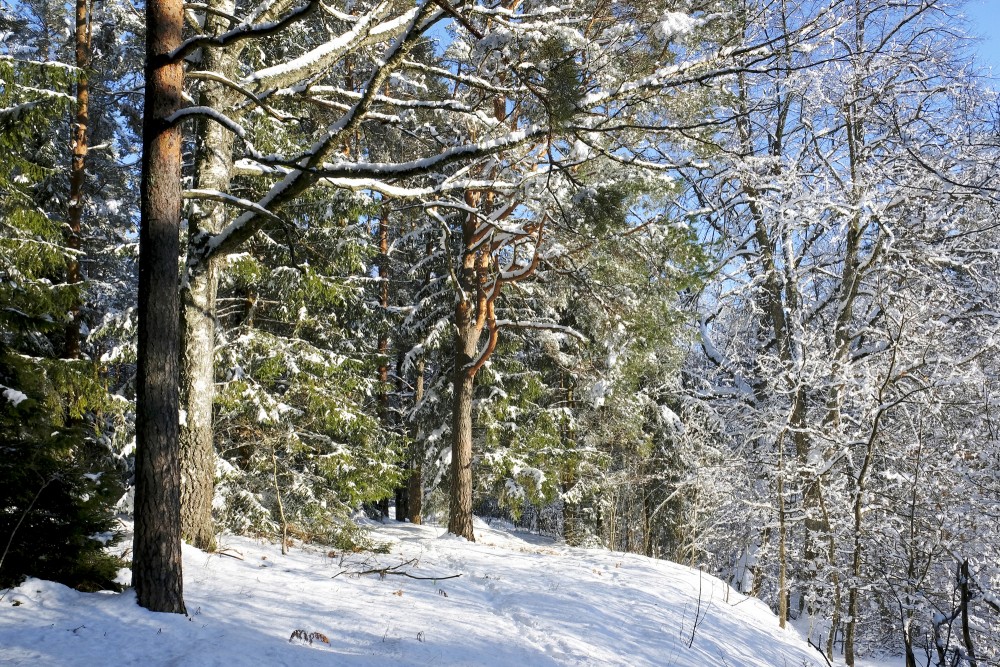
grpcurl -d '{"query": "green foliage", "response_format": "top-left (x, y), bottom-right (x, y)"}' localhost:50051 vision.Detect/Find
top-left (476, 340), bottom-right (567, 518)
top-left (571, 183), bottom-right (637, 237)
top-left (537, 37), bottom-right (584, 129)
top-left (213, 194), bottom-right (402, 542)
top-left (0, 359), bottom-right (124, 591)
top-left (0, 58), bottom-right (79, 350)
top-left (0, 54), bottom-right (124, 592)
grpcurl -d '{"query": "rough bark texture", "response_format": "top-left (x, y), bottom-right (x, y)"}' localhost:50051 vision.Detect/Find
top-left (178, 0), bottom-right (238, 551)
top-left (446, 195), bottom-right (487, 542)
top-left (133, 0), bottom-right (186, 615)
top-left (178, 255), bottom-right (220, 550)
top-left (64, 0), bottom-right (89, 360)
top-left (406, 358), bottom-right (424, 524)
top-left (375, 209), bottom-right (400, 519)
top-left (448, 349), bottom-right (476, 541)
top-left (445, 182), bottom-right (538, 540)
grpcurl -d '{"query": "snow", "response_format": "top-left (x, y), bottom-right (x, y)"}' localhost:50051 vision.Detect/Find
top-left (245, 4), bottom-right (400, 91)
top-left (0, 518), bottom-right (829, 666)
top-left (589, 379), bottom-right (611, 408)
top-left (2, 385), bottom-right (28, 407)
top-left (650, 13), bottom-right (703, 43)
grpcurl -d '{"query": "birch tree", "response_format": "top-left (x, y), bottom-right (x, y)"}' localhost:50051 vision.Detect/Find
top-left (682, 0), bottom-right (1000, 659)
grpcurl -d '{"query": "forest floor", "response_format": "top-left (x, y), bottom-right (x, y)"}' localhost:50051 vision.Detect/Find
top-left (0, 516), bottom-right (893, 666)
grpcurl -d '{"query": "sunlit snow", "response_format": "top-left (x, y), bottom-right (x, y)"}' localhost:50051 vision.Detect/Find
top-left (0, 517), bottom-right (831, 666)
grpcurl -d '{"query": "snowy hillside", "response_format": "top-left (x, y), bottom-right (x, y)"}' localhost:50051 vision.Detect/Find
top-left (1, 519), bottom-right (828, 666)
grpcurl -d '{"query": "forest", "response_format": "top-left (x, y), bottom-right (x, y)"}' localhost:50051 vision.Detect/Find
top-left (1, 0), bottom-right (998, 664)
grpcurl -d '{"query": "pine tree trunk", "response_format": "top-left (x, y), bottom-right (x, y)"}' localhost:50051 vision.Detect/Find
top-left (406, 243), bottom-right (433, 526)
top-left (133, 0), bottom-right (186, 615)
top-left (448, 299), bottom-right (478, 541)
top-left (64, 0), bottom-right (89, 360)
top-left (178, 0), bottom-right (237, 551)
top-left (392, 349), bottom-right (408, 522)
top-left (446, 196), bottom-right (488, 541)
top-left (406, 358), bottom-right (424, 524)
top-left (448, 365), bottom-right (476, 541)
top-left (375, 209), bottom-right (401, 519)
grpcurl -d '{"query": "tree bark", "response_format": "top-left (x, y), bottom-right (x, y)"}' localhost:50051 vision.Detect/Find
top-left (737, 68), bottom-right (829, 613)
top-left (406, 357), bottom-right (424, 524)
top-left (960, 559), bottom-right (978, 667)
top-left (448, 344), bottom-right (476, 541)
top-left (178, 255), bottom-right (220, 550)
top-left (777, 464), bottom-right (788, 629)
top-left (133, 0), bottom-right (186, 615)
top-left (406, 241), bottom-right (433, 526)
top-left (64, 0), bottom-right (90, 360)
top-left (446, 194), bottom-right (487, 542)
top-left (375, 208), bottom-right (403, 519)
top-left (561, 477), bottom-right (580, 546)
top-left (178, 0), bottom-right (238, 551)
top-left (846, 402), bottom-right (885, 666)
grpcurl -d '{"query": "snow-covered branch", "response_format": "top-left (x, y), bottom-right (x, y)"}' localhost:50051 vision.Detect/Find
top-left (169, 0), bottom-right (319, 63)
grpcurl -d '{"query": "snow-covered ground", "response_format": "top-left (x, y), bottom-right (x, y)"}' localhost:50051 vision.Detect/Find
top-left (1, 517), bottom-right (835, 666)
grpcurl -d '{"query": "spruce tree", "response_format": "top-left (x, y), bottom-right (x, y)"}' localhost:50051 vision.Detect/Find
top-left (0, 55), bottom-right (124, 592)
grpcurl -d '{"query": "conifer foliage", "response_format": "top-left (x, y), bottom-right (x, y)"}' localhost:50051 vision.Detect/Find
top-left (0, 55), bottom-right (124, 592)
top-left (1, 0), bottom-right (999, 660)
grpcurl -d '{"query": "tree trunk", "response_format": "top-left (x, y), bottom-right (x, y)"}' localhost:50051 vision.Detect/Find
top-left (448, 293), bottom-right (479, 540)
top-left (642, 483), bottom-right (654, 557)
top-left (447, 196), bottom-right (488, 542)
top-left (179, 258), bottom-right (220, 550)
top-left (406, 357), bottom-right (424, 524)
top-left (560, 380), bottom-right (580, 546)
top-left (448, 360), bottom-right (476, 541)
top-left (375, 208), bottom-right (404, 519)
top-left (64, 0), bottom-right (89, 360)
top-left (737, 68), bottom-right (831, 613)
top-left (777, 443), bottom-right (788, 630)
top-left (133, 0), bottom-right (186, 615)
top-left (406, 242), bottom-right (433, 526)
top-left (178, 0), bottom-right (237, 551)
top-left (960, 559), bottom-right (978, 667)
top-left (392, 348), bottom-right (409, 522)
top-left (846, 422), bottom-right (879, 665)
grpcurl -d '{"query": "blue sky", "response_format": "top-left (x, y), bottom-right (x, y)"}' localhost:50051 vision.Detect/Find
top-left (965, 0), bottom-right (1000, 73)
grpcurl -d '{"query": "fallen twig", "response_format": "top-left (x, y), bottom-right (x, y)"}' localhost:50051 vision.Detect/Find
top-left (332, 557), bottom-right (462, 581)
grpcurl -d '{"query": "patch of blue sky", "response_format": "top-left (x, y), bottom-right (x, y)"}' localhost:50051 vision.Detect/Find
top-left (963, 0), bottom-right (1000, 76)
